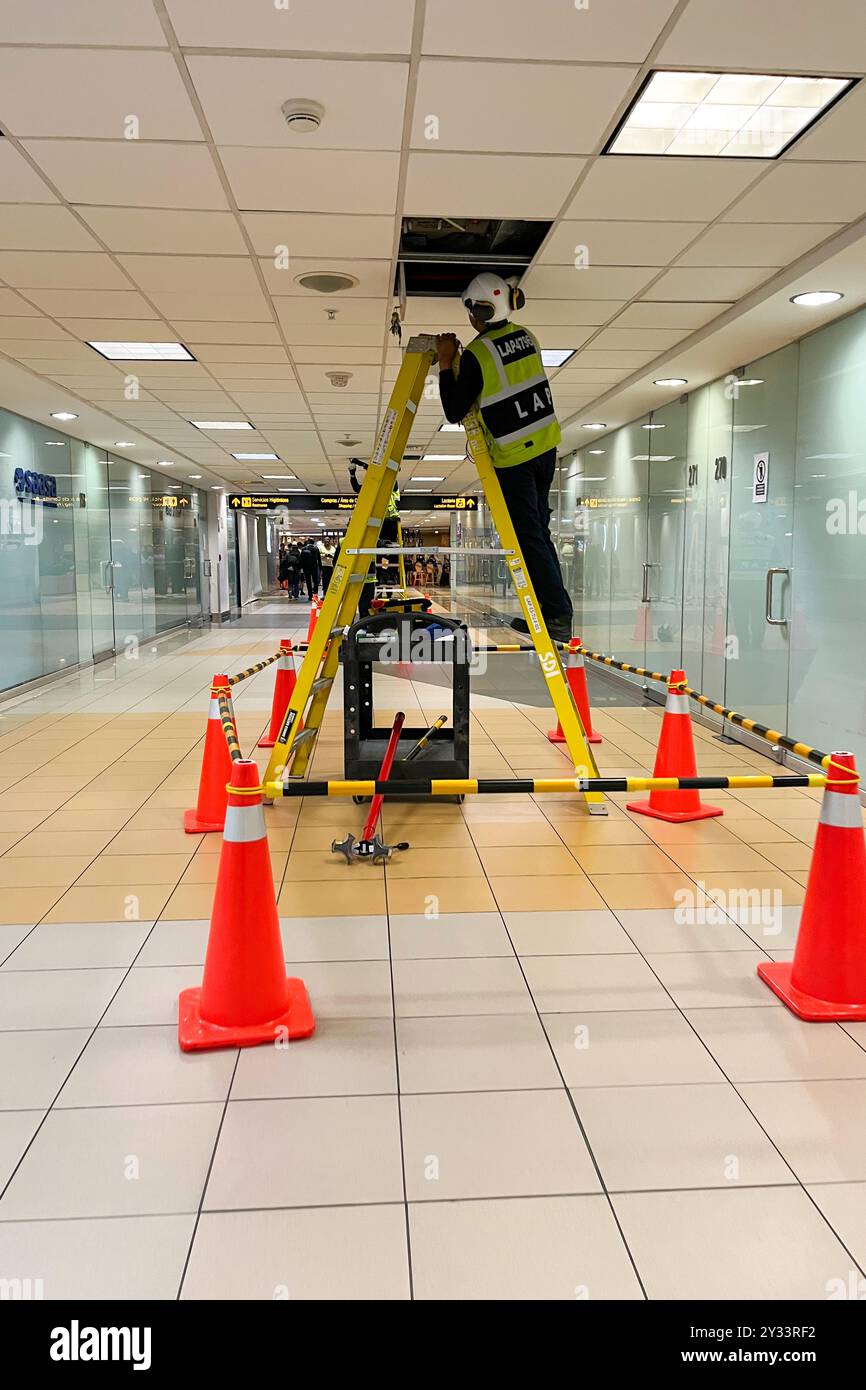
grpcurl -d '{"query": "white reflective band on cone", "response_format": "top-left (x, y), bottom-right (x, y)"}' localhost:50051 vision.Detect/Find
top-left (568, 652), bottom-right (584, 669)
top-left (278, 653), bottom-right (293, 669)
top-left (820, 792), bottom-right (863, 829)
top-left (207, 698), bottom-right (221, 719)
top-left (224, 802), bottom-right (266, 843)
top-left (666, 693), bottom-right (690, 715)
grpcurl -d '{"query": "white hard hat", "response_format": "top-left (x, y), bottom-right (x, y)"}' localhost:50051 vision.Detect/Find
top-left (462, 271), bottom-right (524, 324)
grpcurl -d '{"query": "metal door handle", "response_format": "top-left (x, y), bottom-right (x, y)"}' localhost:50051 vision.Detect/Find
top-left (641, 561), bottom-right (659, 603)
top-left (765, 567), bottom-right (789, 625)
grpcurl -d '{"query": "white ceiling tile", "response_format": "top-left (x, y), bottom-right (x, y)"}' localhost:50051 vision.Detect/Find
top-left (0, 50), bottom-right (201, 140)
top-left (275, 299), bottom-right (387, 330)
top-left (165, 0), bottom-right (414, 52)
top-left (194, 345), bottom-right (289, 364)
top-left (0, 337), bottom-right (87, 360)
top-left (220, 148), bottom-right (401, 214)
top-left (144, 289), bottom-right (272, 322)
top-left (22, 140), bottom-right (228, 209)
top-left (262, 257), bottom-right (392, 297)
top-left (79, 209), bottom-right (248, 255)
top-left (423, 0), bottom-right (679, 61)
top-left (297, 364), bottom-right (382, 393)
top-left (412, 60), bottom-right (636, 155)
top-left (647, 266), bottom-right (776, 300)
top-left (57, 318), bottom-right (176, 340)
top-left (575, 349), bottom-right (661, 369)
top-left (177, 322), bottom-right (282, 345)
top-left (290, 346), bottom-right (387, 365)
top-left (0, 316), bottom-right (70, 340)
top-left (188, 56), bottom-right (407, 151)
top-left (565, 157), bottom-right (767, 221)
top-left (660, 0), bottom-right (866, 70)
top-left (242, 213), bottom-right (394, 260)
top-left (723, 163), bottom-right (866, 224)
top-left (538, 220), bottom-right (699, 266)
top-left (522, 265), bottom-right (660, 299)
top-left (0, 143), bottom-right (56, 203)
top-left (521, 300), bottom-right (624, 327)
top-left (588, 327), bottom-right (688, 350)
top-left (792, 81), bottom-right (866, 162)
top-left (2, 4), bottom-right (161, 45)
top-left (613, 302), bottom-right (730, 329)
top-left (404, 153), bottom-right (585, 218)
top-left (20, 288), bottom-right (157, 318)
top-left (117, 255), bottom-right (260, 294)
top-left (0, 252), bottom-right (130, 290)
top-left (0, 206), bottom-right (99, 252)
top-left (678, 222), bottom-right (843, 267)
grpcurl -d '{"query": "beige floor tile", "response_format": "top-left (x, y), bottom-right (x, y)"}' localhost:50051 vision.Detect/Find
top-left (477, 845), bottom-right (584, 877)
top-left (278, 878), bottom-right (386, 917)
top-left (523, 953), bottom-right (671, 1013)
top-left (77, 854), bottom-right (193, 887)
top-left (547, 819), bottom-right (652, 846)
top-left (5, 830), bottom-right (115, 859)
top-left (589, 872), bottom-right (697, 910)
top-left (630, 819), bottom-right (740, 845)
top-left (695, 869), bottom-right (805, 905)
top-left (379, 818), bottom-right (475, 849)
top-left (489, 875), bottom-right (605, 912)
top-left (0, 857), bottom-right (91, 888)
top-left (662, 843), bottom-right (778, 872)
top-left (754, 840), bottom-right (814, 871)
top-left (181, 852), bottom-right (285, 886)
top-left (386, 877), bottom-right (497, 915)
top-left (570, 844), bottom-right (677, 875)
top-left (105, 829), bottom-right (207, 857)
top-left (161, 883), bottom-right (219, 920)
top-left (385, 847), bottom-right (483, 879)
top-left (544, 1009), bottom-right (724, 1088)
top-left (724, 818), bottom-right (796, 843)
top-left (43, 884), bottom-right (173, 925)
top-left (0, 887), bottom-right (64, 924)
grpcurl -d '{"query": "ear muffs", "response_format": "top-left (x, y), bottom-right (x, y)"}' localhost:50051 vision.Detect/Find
top-left (465, 299), bottom-right (496, 323)
top-left (509, 285), bottom-right (526, 312)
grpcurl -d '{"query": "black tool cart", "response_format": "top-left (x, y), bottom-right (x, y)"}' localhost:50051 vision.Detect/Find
top-left (342, 610), bottom-right (470, 789)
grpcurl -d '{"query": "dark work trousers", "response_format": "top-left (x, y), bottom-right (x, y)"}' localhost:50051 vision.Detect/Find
top-left (359, 516), bottom-right (399, 618)
top-left (300, 563), bottom-right (317, 600)
top-left (496, 448), bottom-right (573, 620)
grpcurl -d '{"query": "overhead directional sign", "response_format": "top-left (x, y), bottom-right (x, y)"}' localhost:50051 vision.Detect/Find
top-left (227, 493), bottom-right (479, 512)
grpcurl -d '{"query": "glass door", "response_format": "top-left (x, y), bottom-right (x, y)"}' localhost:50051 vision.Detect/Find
top-left (83, 445), bottom-right (116, 661)
top-left (724, 346), bottom-right (798, 731)
top-left (644, 399), bottom-right (688, 675)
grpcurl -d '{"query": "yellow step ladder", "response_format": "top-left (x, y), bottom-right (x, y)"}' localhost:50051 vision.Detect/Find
top-left (262, 333), bottom-right (606, 813)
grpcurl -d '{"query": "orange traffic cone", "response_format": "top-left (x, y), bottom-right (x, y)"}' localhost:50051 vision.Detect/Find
top-left (627, 669), bottom-right (723, 824)
top-left (549, 638), bottom-right (602, 745)
top-left (758, 752), bottom-right (866, 1020)
top-left (258, 639), bottom-right (297, 749)
top-left (305, 595), bottom-right (321, 643)
top-left (183, 675), bottom-right (234, 834)
top-left (178, 760), bottom-right (315, 1051)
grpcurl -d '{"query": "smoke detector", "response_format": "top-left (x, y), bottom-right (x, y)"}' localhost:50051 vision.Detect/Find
top-left (337, 434), bottom-right (362, 447)
top-left (280, 98), bottom-right (325, 134)
top-left (326, 371), bottom-right (353, 388)
top-left (296, 271), bottom-right (358, 293)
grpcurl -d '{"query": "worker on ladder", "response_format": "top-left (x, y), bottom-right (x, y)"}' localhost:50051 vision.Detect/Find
top-left (436, 273), bottom-right (574, 645)
top-left (348, 457), bottom-right (400, 616)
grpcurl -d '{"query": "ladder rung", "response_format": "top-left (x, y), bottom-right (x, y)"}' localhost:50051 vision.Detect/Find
top-left (330, 624), bottom-right (347, 637)
top-left (368, 515), bottom-right (383, 526)
top-left (311, 676), bottom-right (333, 694)
top-left (290, 728), bottom-right (318, 747)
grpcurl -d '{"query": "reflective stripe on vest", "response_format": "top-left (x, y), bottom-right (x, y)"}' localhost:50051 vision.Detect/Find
top-left (386, 485), bottom-right (400, 519)
top-left (464, 322), bottom-right (561, 468)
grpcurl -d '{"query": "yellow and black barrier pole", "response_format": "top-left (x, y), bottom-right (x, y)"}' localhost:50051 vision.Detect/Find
top-left (216, 690), bottom-right (243, 762)
top-left (227, 649), bottom-right (284, 687)
top-left (265, 772), bottom-right (830, 801)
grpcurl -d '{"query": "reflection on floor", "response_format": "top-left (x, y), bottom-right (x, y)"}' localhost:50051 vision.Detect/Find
top-left (0, 596), bottom-right (864, 1300)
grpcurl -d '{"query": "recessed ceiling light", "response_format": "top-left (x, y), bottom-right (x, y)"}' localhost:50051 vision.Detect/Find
top-left (587, 449), bottom-right (606, 455)
top-left (654, 377), bottom-right (688, 387)
top-left (582, 423), bottom-right (607, 431)
top-left (261, 474), bottom-right (297, 479)
top-left (210, 485), bottom-right (224, 490)
top-left (439, 422), bottom-right (465, 432)
top-left (631, 454), bottom-right (675, 462)
top-left (541, 349), bottom-right (576, 368)
top-left (114, 441), bottom-right (135, 448)
top-left (191, 420), bottom-right (253, 431)
top-left (51, 411), bottom-right (78, 421)
top-left (89, 341), bottom-right (194, 361)
top-left (642, 423), bottom-right (666, 430)
top-left (157, 460), bottom-right (174, 467)
top-left (231, 452), bottom-right (278, 461)
top-left (736, 377), bottom-right (765, 386)
top-left (44, 440), bottom-right (65, 447)
top-left (607, 70), bottom-right (854, 159)
top-left (422, 454), bottom-right (462, 462)
top-left (297, 272), bottom-right (358, 293)
top-left (412, 476), bottom-right (444, 482)
top-left (188, 474), bottom-right (203, 479)
top-left (790, 290), bottom-right (844, 307)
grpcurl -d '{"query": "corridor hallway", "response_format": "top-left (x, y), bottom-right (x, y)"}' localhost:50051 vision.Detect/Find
top-left (1, 602), bottom-right (865, 1300)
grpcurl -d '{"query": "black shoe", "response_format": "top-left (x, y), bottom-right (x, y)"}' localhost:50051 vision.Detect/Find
top-left (510, 614), bottom-right (573, 644)
top-left (510, 617), bottom-right (530, 635)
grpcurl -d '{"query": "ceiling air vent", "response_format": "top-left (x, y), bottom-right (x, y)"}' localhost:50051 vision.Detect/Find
top-left (281, 98), bottom-right (325, 134)
top-left (296, 271), bottom-right (358, 293)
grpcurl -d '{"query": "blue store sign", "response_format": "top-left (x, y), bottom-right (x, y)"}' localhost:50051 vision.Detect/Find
top-left (14, 468), bottom-right (58, 504)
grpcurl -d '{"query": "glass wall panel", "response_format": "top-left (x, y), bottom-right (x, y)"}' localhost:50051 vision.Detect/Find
top-left (791, 313), bottom-right (866, 765)
top-left (645, 399), bottom-right (688, 676)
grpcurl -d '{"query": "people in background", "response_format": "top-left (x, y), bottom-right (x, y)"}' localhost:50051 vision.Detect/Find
top-left (440, 556), bottom-right (451, 587)
top-left (300, 539), bottom-right (320, 600)
top-left (319, 538), bottom-right (336, 595)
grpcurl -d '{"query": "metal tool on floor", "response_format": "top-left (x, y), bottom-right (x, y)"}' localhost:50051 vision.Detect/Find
top-left (261, 333), bottom-right (604, 813)
top-left (405, 715), bottom-right (448, 762)
top-left (331, 711), bottom-right (410, 864)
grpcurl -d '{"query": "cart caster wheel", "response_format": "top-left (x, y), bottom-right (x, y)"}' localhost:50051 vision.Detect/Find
top-left (353, 795), bottom-right (367, 805)
top-left (457, 794), bottom-right (465, 804)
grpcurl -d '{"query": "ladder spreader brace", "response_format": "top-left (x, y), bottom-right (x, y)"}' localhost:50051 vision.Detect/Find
top-left (262, 333), bottom-right (607, 814)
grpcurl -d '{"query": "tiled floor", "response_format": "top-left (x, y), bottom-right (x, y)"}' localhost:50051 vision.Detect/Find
top-left (1, 597), bottom-right (865, 1300)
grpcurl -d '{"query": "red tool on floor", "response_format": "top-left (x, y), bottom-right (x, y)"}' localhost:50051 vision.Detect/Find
top-left (758, 751), bottom-right (866, 1020)
top-left (627, 668), bottom-right (723, 824)
top-left (332, 711), bottom-right (410, 864)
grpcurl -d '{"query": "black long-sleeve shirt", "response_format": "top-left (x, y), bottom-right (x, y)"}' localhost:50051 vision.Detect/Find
top-left (438, 346), bottom-right (483, 424)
